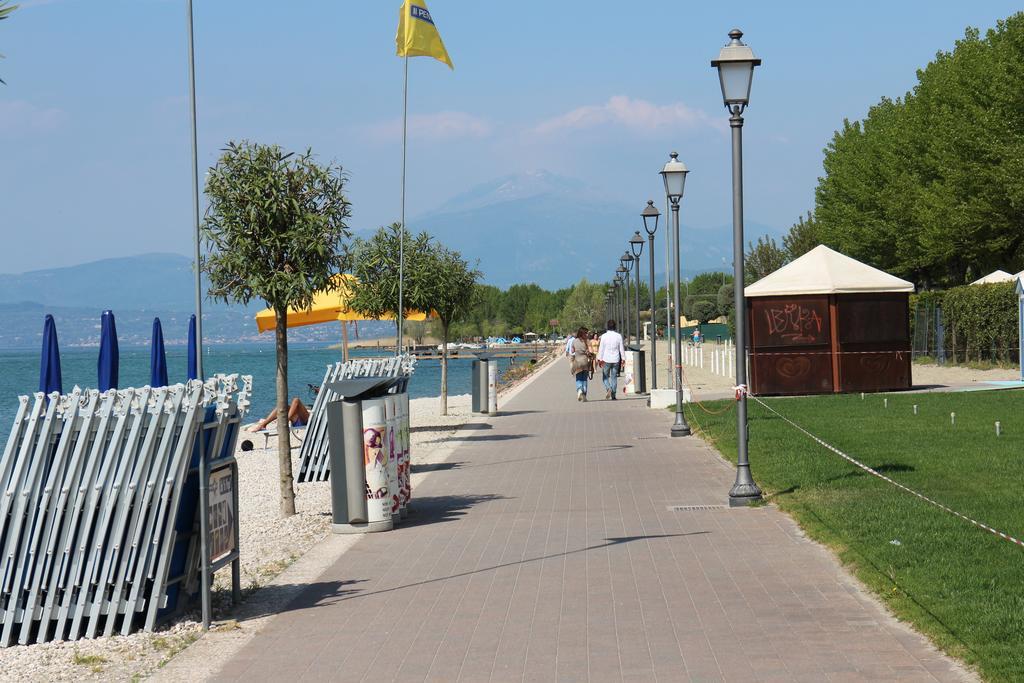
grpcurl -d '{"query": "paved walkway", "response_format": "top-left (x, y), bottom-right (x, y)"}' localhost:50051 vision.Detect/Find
top-left (205, 360), bottom-right (972, 682)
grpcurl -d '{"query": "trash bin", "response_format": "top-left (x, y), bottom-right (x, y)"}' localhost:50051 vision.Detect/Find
top-left (472, 358), bottom-right (490, 414)
top-left (632, 349), bottom-right (647, 394)
top-left (324, 376), bottom-right (400, 534)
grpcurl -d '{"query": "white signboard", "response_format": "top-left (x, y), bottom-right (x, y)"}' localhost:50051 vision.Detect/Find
top-left (208, 465), bottom-right (236, 564)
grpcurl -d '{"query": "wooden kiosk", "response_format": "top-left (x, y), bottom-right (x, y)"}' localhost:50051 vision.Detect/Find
top-left (745, 245), bottom-right (914, 396)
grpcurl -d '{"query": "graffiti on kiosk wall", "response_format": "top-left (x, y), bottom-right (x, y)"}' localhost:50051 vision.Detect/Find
top-left (764, 303), bottom-right (826, 344)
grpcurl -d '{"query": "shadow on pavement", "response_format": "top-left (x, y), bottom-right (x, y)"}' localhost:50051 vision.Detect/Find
top-left (411, 461), bottom-right (464, 474)
top-left (490, 410), bottom-right (543, 417)
top-left (223, 579), bottom-right (367, 622)
top-left (312, 532), bottom-right (712, 608)
top-left (399, 493), bottom-right (509, 529)
top-left (411, 422), bottom-right (492, 433)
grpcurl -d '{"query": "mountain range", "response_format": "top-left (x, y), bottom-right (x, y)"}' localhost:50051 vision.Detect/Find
top-left (412, 170), bottom-right (779, 289)
top-left (0, 170), bottom-right (779, 348)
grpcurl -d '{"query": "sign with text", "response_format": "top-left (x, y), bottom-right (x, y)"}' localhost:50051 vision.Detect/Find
top-left (208, 465), bottom-right (236, 564)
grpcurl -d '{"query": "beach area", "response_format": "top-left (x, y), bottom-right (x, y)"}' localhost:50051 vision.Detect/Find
top-left (0, 354), bottom-right (555, 682)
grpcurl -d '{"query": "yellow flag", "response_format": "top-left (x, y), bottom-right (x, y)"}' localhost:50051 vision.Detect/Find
top-left (395, 0), bottom-right (454, 70)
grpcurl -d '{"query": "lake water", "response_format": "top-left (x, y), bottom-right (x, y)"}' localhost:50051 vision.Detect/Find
top-left (0, 344), bottom-right (516, 427)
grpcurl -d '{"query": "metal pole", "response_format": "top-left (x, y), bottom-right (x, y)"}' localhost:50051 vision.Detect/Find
top-left (185, 0), bottom-right (210, 631)
top-left (648, 232), bottom-right (657, 389)
top-left (397, 55), bottom-right (409, 355)
top-left (634, 260), bottom-right (642, 357)
top-left (665, 195), bottom-right (674, 389)
top-left (670, 199), bottom-right (691, 437)
top-left (728, 107), bottom-right (762, 505)
top-left (623, 272), bottom-right (631, 344)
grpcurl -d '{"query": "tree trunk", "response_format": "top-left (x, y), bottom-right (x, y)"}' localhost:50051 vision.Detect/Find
top-left (440, 321), bottom-right (449, 416)
top-left (275, 307), bottom-right (296, 516)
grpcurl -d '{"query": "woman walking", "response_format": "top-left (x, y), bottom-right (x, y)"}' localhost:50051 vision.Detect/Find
top-left (570, 327), bottom-right (592, 401)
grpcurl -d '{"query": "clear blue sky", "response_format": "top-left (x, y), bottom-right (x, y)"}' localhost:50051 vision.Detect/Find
top-left (1, 0), bottom-right (1020, 273)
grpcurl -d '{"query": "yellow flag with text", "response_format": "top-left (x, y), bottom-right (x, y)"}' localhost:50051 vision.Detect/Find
top-left (395, 0), bottom-right (454, 69)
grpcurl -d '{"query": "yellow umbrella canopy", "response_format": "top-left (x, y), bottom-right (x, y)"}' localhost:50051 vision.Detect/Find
top-left (254, 274), bottom-right (428, 333)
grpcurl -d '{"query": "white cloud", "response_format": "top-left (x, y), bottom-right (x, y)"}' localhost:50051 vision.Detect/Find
top-left (366, 110), bottom-right (492, 142)
top-left (532, 95), bottom-right (722, 136)
top-left (0, 99), bottom-right (68, 136)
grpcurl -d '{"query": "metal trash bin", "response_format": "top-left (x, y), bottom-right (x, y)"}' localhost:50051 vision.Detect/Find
top-left (472, 358), bottom-right (490, 414)
top-left (324, 376), bottom-right (400, 534)
top-left (629, 348), bottom-right (647, 394)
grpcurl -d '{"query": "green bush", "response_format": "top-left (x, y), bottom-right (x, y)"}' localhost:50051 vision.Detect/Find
top-left (942, 282), bottom-right (1018, 363)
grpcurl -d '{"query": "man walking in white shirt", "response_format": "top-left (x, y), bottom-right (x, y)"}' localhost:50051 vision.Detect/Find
top-left (597, 320), bottom-right (626, 400)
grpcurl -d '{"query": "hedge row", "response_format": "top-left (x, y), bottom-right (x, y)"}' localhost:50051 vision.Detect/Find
top-left (917, 283), bottom-right (1019, 363)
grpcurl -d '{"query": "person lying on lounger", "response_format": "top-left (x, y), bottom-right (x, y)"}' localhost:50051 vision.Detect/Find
top-left (248, 397), bottom-right (310, 432)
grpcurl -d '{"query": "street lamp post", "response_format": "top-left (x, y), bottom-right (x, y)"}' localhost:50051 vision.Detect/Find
top-left (620, 253), bottom-right (635, 347)
top-left (660, 152), bottom-right (692, 437)
top-left (642, 201), bottom-right (660, 390)
top-left (629, 232), bottom-right (645, 361)
top-left (614, 276), bottom-right (623, 330)
top-left (616, 264), bottom-right (630, 343)
top-left (713, 28), bottom-right (763, 506)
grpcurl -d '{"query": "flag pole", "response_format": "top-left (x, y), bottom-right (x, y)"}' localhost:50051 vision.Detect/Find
top-left (397, 54), bottom-right (409, 356)
top-left (187, 0), bottom-right (203, 380)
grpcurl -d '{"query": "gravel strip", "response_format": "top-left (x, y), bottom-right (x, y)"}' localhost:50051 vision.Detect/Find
top-left (0, 393), bottom-right (475, 682)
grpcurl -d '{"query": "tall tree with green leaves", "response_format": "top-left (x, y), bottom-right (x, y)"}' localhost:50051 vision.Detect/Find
top-left (559, 278), bottom-right (605, 331)
top-left (202, 142), bottom-right (352, 516)
top-left (0, 1), bottom-right (17, 85)
top-left (348, 223), bottom-right (433, 328)
top-left (745, 235), bottom-right (788, 284)
top-left (418, 244), bottom-right (481, 415)
top-left (783, 212), bottom-right (822, 260)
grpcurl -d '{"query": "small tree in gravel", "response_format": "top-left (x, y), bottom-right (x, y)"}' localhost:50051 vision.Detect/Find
top-left (419, 244), bottom-right (481, 416)
top-left (202, 141), bottom-right (352, 516)
top-left (348, 223), bottom-right (433, 335)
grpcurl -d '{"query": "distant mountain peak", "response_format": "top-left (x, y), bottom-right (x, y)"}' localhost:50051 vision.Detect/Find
top-left (423, 170), bottom-right (614, 217)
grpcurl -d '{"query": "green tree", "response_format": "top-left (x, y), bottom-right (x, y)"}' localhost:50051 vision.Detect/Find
top-left (783, 212), bottom-right (821, 260)
top-left (202, 142), bottom-right (352, 516)
top-left (691, 300), bottom-right (718, 324)
top-left (348, 223), bottom-right (433, 325)
top-left (745, 235), bottom-right (788, 284)
top-left (419, 245), bottom-right (481, 415)
top-left (559, 278), bottom-right (605, 331)
top-left (814, 14), bottom-right (1024, 286)
top-left (0, 2), bottom-right (17, 85)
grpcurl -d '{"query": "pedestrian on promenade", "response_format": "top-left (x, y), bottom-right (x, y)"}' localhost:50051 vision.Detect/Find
top-left (564, 331), bottom-right (576, 358)
top-left (597, 320), bottom-right (626, 400)
top-left (570, 327), bottom-right (592, 401)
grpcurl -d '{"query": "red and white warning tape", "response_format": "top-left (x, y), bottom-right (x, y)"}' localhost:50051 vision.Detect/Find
top-left (748, 395), bottom-right (1024, 550)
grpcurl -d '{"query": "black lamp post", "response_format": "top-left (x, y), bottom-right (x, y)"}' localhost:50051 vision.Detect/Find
top-left (629, 232), bottom-right (645, 360)
top-left (616, 264), bottom-right (629, 342)
top-left (712, 27), bottom-right (763, 506)
top-left (620, 253), bottom-right (634, 347)
top-left (642, 201), bottom-right (660, 390)
top-left (660, 152), bottom-right (691, 437)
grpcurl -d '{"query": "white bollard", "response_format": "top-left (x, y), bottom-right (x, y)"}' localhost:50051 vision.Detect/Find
top-left (700, 346), bottom-right (704, 369)
top-left (996, 421), bottom-right (1001, 437)
top-left (884, 398), bottom-right (888, 409)
top-left (950, 412), bottom-right (956, 426)
top-left (913, 404), bottom-right (918, 415)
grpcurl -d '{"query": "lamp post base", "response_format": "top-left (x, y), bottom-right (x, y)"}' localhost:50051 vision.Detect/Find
top-left (670, 419), bottom-right (691, 437)
top-left (728, 478), bottom-right (763, 507)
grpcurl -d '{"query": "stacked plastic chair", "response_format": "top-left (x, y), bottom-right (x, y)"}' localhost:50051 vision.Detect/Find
top-left (0, 375), bottom-right (250, 645)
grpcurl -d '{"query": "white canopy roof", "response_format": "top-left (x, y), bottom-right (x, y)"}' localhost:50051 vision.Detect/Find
top-left (745, 245), bottom-right (915, 297)
top-left (970, 270), bottom-right (1015, 285)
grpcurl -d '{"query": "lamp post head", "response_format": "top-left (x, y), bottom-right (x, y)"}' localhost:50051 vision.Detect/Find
top-left (660, 152), bottom-right (689, 204)
top-left (616, 265), bottom-right (627, 279)
top-left (711, 28), bottom-right (761, 110)
top-left (630, 231), bottom-right (645, 258)
top-left (620, 252), bottom-right (633, 272)
top-left (641, 200), bottom-right (660, 236)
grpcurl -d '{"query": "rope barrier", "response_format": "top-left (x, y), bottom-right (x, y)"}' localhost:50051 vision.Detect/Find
top-left (748, 395), bottom-right (1024, 550)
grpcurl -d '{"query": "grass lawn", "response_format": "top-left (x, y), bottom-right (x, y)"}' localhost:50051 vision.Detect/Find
top-left (685, 389), bottom-right (1024, 683)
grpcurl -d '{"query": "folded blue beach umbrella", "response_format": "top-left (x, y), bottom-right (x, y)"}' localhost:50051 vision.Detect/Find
top-left (98, 310), bottom-right (119, 391)
top-left (150, 317), bottom-right (169, 387)
top-left (187, 314), bottom-right (198, 381)
top-left (39, 314), bottom-right (63, 395)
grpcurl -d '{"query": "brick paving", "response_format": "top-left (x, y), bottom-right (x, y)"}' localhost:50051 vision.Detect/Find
top-left (212, 360), bottom-right (974, 682)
